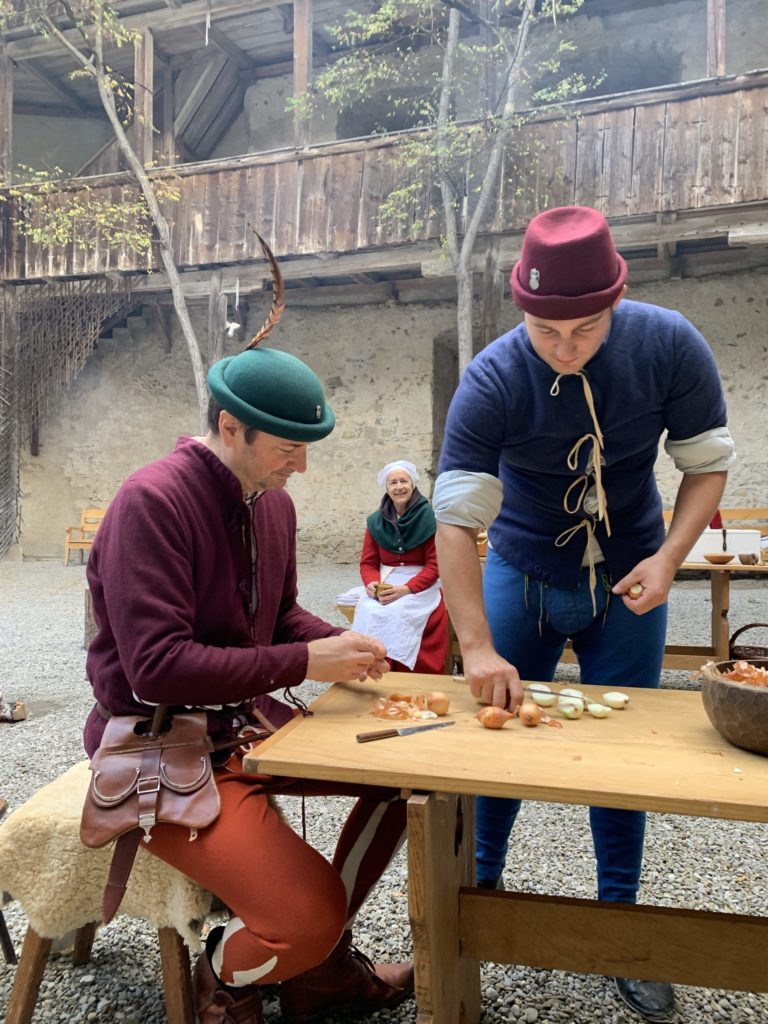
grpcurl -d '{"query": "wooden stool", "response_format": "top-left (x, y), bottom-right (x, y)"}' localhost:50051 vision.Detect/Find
top-left (0, 764), bottom-right (212, 1024)
top-left (5, 922), bottom-right (193, 1024)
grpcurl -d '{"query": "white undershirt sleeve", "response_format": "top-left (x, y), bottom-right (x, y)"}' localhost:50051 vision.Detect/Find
top-left (664, 426), bottom-right (736, 474)
top-left (432, 471), bottom-right (503, 529)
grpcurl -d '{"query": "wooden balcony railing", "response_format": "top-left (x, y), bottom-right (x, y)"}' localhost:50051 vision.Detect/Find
top-left (2, 70), bottom-right (768, 282)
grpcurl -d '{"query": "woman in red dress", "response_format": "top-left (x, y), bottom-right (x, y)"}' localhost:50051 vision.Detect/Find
top-left (353, 461), bottom-right (449, 674)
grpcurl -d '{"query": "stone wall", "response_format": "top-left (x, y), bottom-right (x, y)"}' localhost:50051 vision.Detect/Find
top-left (16, 266), bottom-right (767, 561)
top-left (209, 0), bottom-right (767, 160)
top-left (17, 300), bottom-right (456, 563)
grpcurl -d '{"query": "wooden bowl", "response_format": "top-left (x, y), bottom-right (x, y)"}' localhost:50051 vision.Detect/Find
top-left (700, 660), bottom-right (768, 756)
top-left (702, 553), bottom-right (734, 565)
top-left (738, 553), bottom-right (759, 565)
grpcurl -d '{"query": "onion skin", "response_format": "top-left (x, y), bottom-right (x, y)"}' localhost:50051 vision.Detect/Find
top-left (476, 706), bottom-right (515, 730)
top-left (426, 691), bottom-right (451, 716)
top-left (519, 701), bottom-right (543, 727)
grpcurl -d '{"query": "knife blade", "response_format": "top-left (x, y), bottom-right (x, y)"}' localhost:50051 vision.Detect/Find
top-left (356, 720), bottom-right (456, 743)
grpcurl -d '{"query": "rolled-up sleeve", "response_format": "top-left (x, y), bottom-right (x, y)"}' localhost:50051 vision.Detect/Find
top-left (432, 471), bottom-right (503, 529)
top-left (664, 426), bottom-right (737, 474)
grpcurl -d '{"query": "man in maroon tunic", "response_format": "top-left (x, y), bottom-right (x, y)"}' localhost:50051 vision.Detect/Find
top-left (85, 347), bottom-right (413, 1023)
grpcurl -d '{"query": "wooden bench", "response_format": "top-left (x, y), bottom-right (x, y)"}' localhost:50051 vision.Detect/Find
top-left (662, 506), bottom-right (768, 536)
top-left (63, 508), bottom-right (106, 565)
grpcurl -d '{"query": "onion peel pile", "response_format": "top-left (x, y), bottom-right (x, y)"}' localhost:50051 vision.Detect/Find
top-left (702, 660), bottom-right (768, 689)
top-left (372, 691), bottom-right (451, 721)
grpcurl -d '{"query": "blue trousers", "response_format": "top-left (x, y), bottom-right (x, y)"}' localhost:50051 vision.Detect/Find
top-left (477, 548), bottom-right (668, 903)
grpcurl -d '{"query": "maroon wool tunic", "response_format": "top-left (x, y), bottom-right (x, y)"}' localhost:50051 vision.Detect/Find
top-left (359, 529), bottom-right (449, 674)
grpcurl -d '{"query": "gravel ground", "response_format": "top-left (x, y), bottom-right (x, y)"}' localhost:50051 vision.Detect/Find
top-left (1, 560), bottom-right (767, 1024)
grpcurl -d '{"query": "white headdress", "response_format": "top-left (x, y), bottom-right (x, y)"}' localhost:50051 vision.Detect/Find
top-left (377, 460), bottom-right (420, 488)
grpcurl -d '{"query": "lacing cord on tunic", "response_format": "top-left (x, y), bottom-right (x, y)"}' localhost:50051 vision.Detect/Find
top-left (550, 370), bottom-right (611, 615)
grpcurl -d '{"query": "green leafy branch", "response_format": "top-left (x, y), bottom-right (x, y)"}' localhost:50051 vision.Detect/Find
top-left (6, 165), bottom-right (180, 256)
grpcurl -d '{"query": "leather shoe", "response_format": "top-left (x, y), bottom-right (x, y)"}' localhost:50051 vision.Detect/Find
top-left (280, 931), bottom-right (413, 1022)
top-left (193, 950), bottom-right (264, 1024)
top-left (477, 874), bottom-right (504, 890)
top-left (613, 977), bottom-right (676, 1022)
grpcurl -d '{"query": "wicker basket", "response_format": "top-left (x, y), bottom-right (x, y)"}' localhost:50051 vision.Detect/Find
top-left (729, 623), bottom-right (768, 661)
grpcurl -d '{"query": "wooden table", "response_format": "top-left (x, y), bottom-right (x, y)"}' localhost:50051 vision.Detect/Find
top-left (555, 561), bottom-right (768, 672)
top-left (244, 673), bottom-right (768, 1023)
top-left (662, 561), bottom-right (768, 670)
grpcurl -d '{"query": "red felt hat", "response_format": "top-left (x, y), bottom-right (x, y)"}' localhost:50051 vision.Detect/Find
top-left (510, 206), bottom-right (627, 320)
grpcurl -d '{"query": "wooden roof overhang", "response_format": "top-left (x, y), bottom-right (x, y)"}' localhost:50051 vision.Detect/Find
top-left (3, 68), bottom-right (768, 303)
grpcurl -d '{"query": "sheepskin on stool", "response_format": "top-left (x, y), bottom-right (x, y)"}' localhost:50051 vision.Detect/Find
top-left (1, 762), bottom-right (214, 1024)
top-left (0, 761), bottom-right (212, 949)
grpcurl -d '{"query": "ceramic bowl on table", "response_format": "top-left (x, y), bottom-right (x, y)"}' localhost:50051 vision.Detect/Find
top-left (699, 659), bottom-right (768, 756)
top-left (738, 553), bottom-right (759, 565)
top-left (702, 553), bottom-right (735, 565)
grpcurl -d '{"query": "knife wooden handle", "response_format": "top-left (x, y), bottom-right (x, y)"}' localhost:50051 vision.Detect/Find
top-left (356, 729), bottom-right (399, 742)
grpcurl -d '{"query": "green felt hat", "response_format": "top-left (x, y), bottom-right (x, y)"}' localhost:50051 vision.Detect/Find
top-left (208, 348), bottom-right (335, 442)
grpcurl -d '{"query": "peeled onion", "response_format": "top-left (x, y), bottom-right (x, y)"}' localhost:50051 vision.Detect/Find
top-left (559, 701), bottom-right (583, 720)
top-left (426, 691), bottom-right (451, 716)
top-left (559, 687), bottom-right (585, 702)
top-left (586, 703), bottom-right (612, 718)
top-left (602, 691), bottom-right (630, 709)
top-left (527, 683), bottom-right (557, 708)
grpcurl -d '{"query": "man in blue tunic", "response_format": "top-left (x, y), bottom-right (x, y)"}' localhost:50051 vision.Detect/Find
top-left (433, 206), bottom-right (735, 1022)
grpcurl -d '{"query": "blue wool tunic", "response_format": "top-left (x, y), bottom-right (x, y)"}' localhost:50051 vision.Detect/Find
top-left (438, 300), bottom-right (728, 589)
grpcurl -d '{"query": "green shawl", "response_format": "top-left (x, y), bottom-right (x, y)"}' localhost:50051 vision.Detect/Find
top-left (366, 490), bottom-right (436, 555)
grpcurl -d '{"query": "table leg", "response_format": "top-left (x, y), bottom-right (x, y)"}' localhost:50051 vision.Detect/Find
top-left (407, 792), bottom-right (481, 1024)
top-left (710, 570), bottom-right (730, 662)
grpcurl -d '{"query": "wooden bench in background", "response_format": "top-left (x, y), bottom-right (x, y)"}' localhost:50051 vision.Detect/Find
top-left (63, 508), bottom-right (106, 566)
top-left (662, 506), bottom-right (768, 536)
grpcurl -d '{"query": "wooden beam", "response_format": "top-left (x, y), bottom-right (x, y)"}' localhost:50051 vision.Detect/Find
top-left (207, 269), bottom-right (227, 365)
top-left (193, 23), bottom-right (258, 71)
top-left (133, 28), bottom-right (154, 166)
top-left (293, 0), bottom-right (312, 148)
top-left (127, 243), bottom-right (431, 297)
top-left (287, 280), bottom-right (397, 305)
top-left (174, 54), bottom-right (227, 137)
top-left (460, 889), bottom-right (768, 991)
top-left (161, 68), bottom-right (176, 164)
top-left (278, 3), bottom-right (330, 57)
top-left (707, 0), bottom-right (726, 77)
top-left (278, 4), bottom-right (294, 35)
top-left (150, 301), bottom-right (173, 352)
top-left (12, 100), bottom-right (104, 118)
top-left (728, 224), bottom-right (768, 246)
top-left (4, 1), bottom-right (278, 61)
top-left (0, 41), bottom-right (12, 184)
top-left (23, 60), bottom-right (99, 113)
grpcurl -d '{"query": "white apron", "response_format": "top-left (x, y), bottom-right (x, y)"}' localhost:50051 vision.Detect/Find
top-left (351, 564), bottom-right (441, 670)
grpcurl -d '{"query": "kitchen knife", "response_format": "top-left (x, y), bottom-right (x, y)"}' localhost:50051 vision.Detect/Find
top-left (356, 720), bottom-right (456, 743)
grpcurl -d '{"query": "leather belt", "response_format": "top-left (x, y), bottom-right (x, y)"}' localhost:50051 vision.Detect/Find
top-left (95, 701), bottom-right (112, 721)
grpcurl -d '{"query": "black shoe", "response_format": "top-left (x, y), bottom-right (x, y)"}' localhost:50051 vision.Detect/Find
top-left (613, 977), bottom-right (676, 1022)
top-left (476, 875), bottom-right (504, 890)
